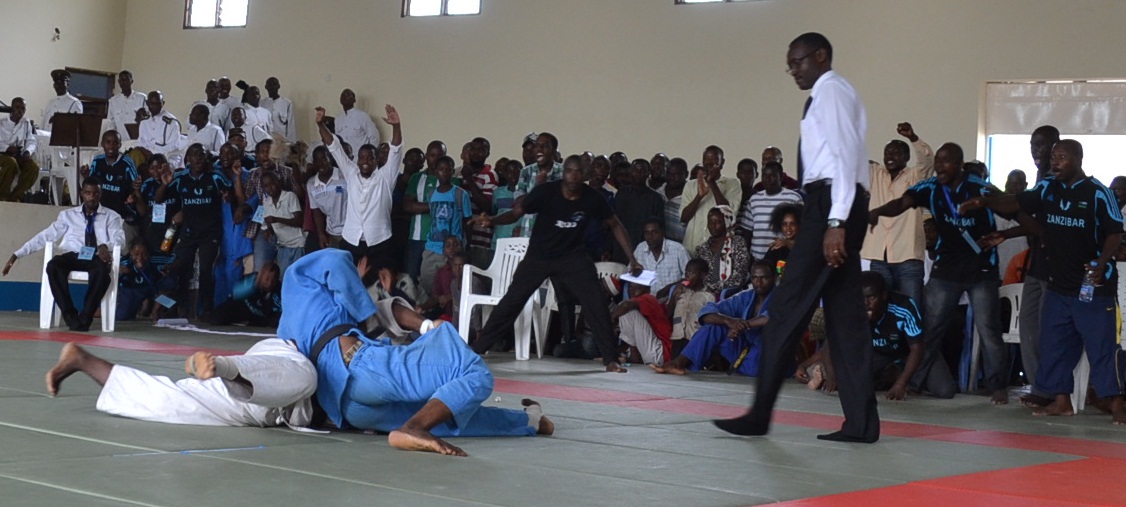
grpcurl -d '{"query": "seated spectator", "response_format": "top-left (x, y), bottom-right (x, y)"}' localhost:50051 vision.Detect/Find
top-left (0, 97), bottom-right (39, 202)
top-left (229, 107), bottom-right (269, 148)
top-left (419, 236), bottom-right (464, 320)
top-left (745, 162), bottom-right (803, 260)
top-left (733, 158), bottom-right (759, 243)
top-left (796, 272), bottom-right (923, 400)
top-left (648, 152), bottom-right (669, 192)
top-left (694, 205), bottom-right (750, 294)
top-left (761, 202), bottom-right (802, 277)
top-left (650, 261), bottom-right (775, 377)
top-left (4, 177), bottom-right (125, 331)
top-left (612, 276), bottom-right (672, 365)
top-left (203, 261), bottom-right (282, 328)
top-left (751, 146), bottom-right (800, 192)
top-left (136, 91), bottom-right (183, 168)
top-left (116, 242), bottom-right (175, 321)
top-left (634, 218), bottom-right (690, 297)
top-left (666, 258), bottom-right (715, 356)
top-left (261, 171), bottom-right (305, 276)
top-left (448, 252), bottom-right (482, 335)
top-left (178, 104), bottom-right (226, 158)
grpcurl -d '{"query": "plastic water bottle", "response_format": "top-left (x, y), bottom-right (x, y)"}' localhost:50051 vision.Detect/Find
top-left (1079, 261), bottom-right (1099, 302)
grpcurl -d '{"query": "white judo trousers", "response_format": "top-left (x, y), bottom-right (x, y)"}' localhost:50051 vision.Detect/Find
top-left (96, 339), bottom-right (316, 427)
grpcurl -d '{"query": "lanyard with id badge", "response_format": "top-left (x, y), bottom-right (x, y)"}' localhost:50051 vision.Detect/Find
top-left (941, 185), bottom-right (981, 254)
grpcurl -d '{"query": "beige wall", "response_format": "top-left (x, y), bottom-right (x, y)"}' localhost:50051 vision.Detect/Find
top-left (113, 0), bottom-right (1126, 172)
top-left (1, 0), bottom-right (127, 123)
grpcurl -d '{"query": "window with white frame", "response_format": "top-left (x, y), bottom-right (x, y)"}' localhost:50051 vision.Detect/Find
top-left (403, 0), bottom-right (481, 17)
top-left (982, 80), bottom-right (1126, 188)
top-left (184, 0), bottom-right (249, 29)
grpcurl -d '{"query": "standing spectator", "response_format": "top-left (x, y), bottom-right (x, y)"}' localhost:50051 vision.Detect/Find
top-left (752, 147), bottom-right (801, 192)
top-left (408, 156), bottom-right (471, 294)
top-left (82, 130), bottom-right (141, 246)
top-left (460, 137), bottom-right (498, 268)
top-left (862, 122), bottom-right (934, 306)
top-left (261, 172), bottom-right (305, 276)
top-left (679, 145), bottom-right (742, 253)
top-left (612, 159), bottom-right (665, 262)
top-left (744, 162), bottom-right (803, 259)
top-left (649, 153), bottom-right (669, 192)
top-left (965, 139), bottom-right (1126, 424)
top-left (663, 158), bottom-right (688, 242)
top-left (107, 70), bottom-right (147, 141)
top-left (715, 33), bottom-right (877, 443)
top-left (261, 77), bottom-right (296, 143)
top-left (491, 159), bottom-right (521, 246)
top-left (314, 104), bottom-right (403, 267)
top-left (336, 88), bottom-right (379, 158)
top-left (307, 145), bottom-right (348, 249)
top-left (194, 79), bottom-right (229, 128)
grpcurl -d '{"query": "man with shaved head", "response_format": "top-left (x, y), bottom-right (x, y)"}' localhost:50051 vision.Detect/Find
top-left (336, 88), bottom-right (380, 160)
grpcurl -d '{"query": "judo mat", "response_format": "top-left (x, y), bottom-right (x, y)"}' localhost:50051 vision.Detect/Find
top-left (1, 311), bottom-right (1124, 507)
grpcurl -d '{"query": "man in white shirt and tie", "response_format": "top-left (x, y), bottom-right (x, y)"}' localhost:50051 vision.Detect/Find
top-left (107, 70), bottom-right (147, 141)
top-left (715, 32), bottom-right (878, 444)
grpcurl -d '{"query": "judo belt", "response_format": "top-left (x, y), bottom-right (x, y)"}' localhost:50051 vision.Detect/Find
top-left (729, 346), bottom-right (750, 376)
top-left (307, 322), bottom-right (388, 365)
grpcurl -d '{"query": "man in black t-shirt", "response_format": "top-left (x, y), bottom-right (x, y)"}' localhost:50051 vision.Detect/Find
top-left (965, 139), bottom-right (1126, 424)
top-left (469, 155), bottom-right (641, 372)
top-left (869, 143), bottom-right (1008, 404)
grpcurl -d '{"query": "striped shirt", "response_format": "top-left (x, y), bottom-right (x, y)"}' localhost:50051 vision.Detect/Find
top-left (744, 188), bottom-right (802, 259)
top-left (464, 165), bottom-right (498, 250)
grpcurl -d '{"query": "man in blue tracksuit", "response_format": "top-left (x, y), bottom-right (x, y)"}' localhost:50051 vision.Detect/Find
top-left (278, 249), bottom-right (552, 456)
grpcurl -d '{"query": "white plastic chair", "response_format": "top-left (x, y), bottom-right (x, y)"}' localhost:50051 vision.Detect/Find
top-left (39, 242), bottom-right (121, 332)
top-left (531, 261), bottom-right (628, 359)
top-left (457, 238), bottom-right (536, 359)
top-left (999, 283), bottom-right (1021, 344)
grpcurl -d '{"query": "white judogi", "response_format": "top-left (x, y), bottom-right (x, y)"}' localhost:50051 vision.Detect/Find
top-left (137, 111), bottom-right (183, 167)
top-left (260, 96), bottom-right (296, 142)
top-left (41, 93), bottom-right (84, 167)
top-left (242, 104), bottom-right (273, 134)
top-left (95, 339), bottom-right (316, 427)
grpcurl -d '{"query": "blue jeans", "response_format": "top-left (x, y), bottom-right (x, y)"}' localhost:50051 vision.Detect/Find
top-left (868, 259), bottom-right (925, 307)
top-left (911, 276), bottom-right (1007, 396)
top-left (405, 239), bottom-right (427, 283)
top-left (276, 246), bottom-right (305, 278)
top-left (253, 233), bottom-right (277, 273)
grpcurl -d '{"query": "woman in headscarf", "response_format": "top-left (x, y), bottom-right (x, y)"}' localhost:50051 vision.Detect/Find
top-left (693, 205), bottom-right (750, 295)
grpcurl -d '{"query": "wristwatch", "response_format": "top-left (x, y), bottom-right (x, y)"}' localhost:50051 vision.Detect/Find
top-left (827, 219), bottom-right (845, 228)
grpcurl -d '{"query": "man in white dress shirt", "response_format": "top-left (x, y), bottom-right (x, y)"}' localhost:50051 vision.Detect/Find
top-left (137, 91), bottom-right (183, 168)
top-left (194, 79), bottom-right (230, 128)
top-left (314, 103), bottom-right (401, 268)
top-left (42, 69), bottom-right (85, 173)
top-left (336, 88), bottom-right (379, 159)
top-left (107, 70), bottom-right (147, 141)
top-left (715, 32), bottom-right (878, 444)
top-left (0, 98), bottom-right (39, 201)
top-left (218, 77), bottom-right (241, 128)
top-left (178, 104), bottom-right (226, 158)
top-left (240, 86), bottom-right (273, 135)
top-left (262, 77), bottom-right (296, 143)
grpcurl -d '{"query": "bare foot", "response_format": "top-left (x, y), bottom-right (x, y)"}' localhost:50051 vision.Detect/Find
top-left (990, 389), bottom-right (1009, 405)
top-left (522, 399), bottom-right (554, 435)
top-left (1032, 395), bottom-right (1074, 417)
top-left (1020, 393), bottom-right (1052, 408)
top-left (648, 363), bottom-right (686, 375)
top-left (605, 362), bottom-right (628, 373)
top-left (388, 427), bottom-right (467, 457)
top-left (1108, 396), bottom-right (1126, 425)
top-left (46, 343), bottom-right (85, 397)
top-left (185, 352), bottom-right (216, 379)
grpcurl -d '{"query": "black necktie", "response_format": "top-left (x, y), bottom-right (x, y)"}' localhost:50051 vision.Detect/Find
top-left (796, 96), bottom-right (813, 185)
top-left (85, 212), bottom-right (97, 248)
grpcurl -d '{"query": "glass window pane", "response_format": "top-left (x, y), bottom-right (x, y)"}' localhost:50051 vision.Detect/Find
top-left (189, 0), bottom-right (218, 27)
top-left (218, 0), bottom-right (248, 26)
top-left (408, 0), bottom-right (442, 16)
top-left (446, 0), bottom-right (480, 15)
top-left (986, 134), bottom-right (1126, 187)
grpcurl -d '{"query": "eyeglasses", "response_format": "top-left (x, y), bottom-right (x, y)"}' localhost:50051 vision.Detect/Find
top-left (785, 51), bottom-right (817, 74)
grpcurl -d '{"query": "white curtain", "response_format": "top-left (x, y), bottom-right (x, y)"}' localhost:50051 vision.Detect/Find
top-left (985, 81), bottom-right (1126, 135)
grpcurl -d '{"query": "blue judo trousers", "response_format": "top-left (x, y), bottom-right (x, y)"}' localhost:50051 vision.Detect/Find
top-left (277, 249), bottom-right (533, 437)
top-left (680, 288), bottom-right (771, 377)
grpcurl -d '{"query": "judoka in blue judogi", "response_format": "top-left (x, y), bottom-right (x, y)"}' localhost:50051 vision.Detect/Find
top-left (277, 248), bottom-right (549, 456)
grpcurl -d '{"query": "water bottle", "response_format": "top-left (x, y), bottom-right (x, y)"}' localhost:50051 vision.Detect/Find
top-left (1078, 261), bottom-right (1099, 302)
top-left (160, 223), bottom-right (179, 253)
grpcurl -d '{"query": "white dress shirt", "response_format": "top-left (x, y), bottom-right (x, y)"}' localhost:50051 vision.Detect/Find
top-left (0, 116), bottom-right (37, 155)
top-left (260, 96), bottom-right (296, 142)
top-left (41, 94), bottom-right (83, 128)
top-left (327, 134), bottom-right (402, 246)
top-left (242, 104), bottom-right (273, 134)
top-left (221, 96), bottom-right (242, 128)
top-left (194, 100), bottom-right (230, 128)
top-left (138, 111), bottom-right (183, 167)
top-left (14, 205), bottom-right (125, 258)
top-left (178, 123), bottom-right (227, 157)
top-left (799, 70), bottom-right (868, 220)
top-left (107, 91), bottom-right (147, 140)
top-left (336, 108), bottom-right (379, 154)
